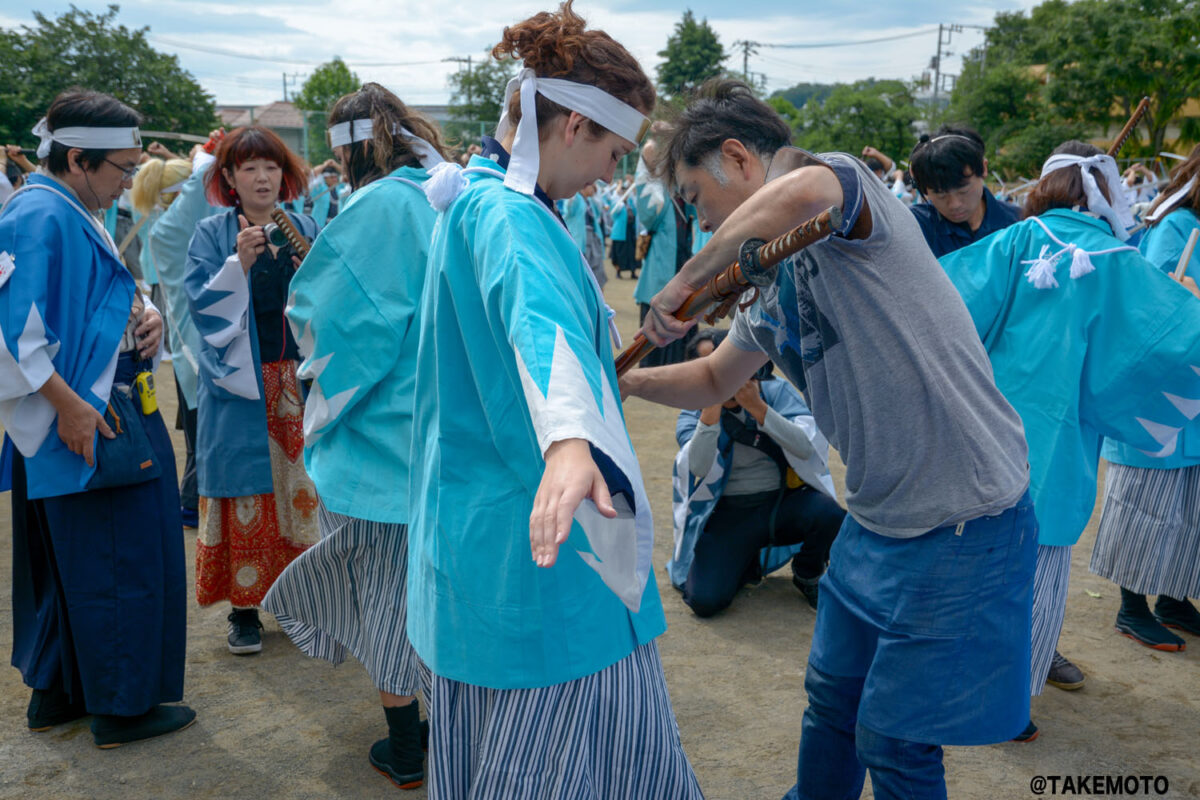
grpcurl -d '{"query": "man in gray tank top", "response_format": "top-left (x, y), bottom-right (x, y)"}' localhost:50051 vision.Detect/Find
top-left (621, 80), bottom-right (1037, 800)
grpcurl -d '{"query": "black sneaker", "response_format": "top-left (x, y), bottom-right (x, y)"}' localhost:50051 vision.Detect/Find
top-left (791, 563), bottom-right (821, 610)
top-left (1045, 651), bottom-right (1085, 690)
top-left (227, 608), bottom-right (263, 655)
top-left (27, 683), bottom-right (88, 731)
top-left (1011, 720), bottom-right (1039, 743)
top-left (92, 705), bottom-right (196, 749)
top-left (1154, 596), bottom-right (1200, 636)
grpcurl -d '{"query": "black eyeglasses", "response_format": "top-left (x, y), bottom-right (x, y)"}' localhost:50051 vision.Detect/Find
top-left (104, 158), bottom-right (140, 180)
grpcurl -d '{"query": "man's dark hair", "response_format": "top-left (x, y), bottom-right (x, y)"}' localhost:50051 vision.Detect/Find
top-left (663, 78), bottom-right (792, 190)
top-left (43, 88), bottom-right (142, 175)
top-left (908, 125), bottom-right (986, 195)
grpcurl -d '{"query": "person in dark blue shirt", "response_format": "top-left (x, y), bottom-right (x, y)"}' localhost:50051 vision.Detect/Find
top-left (909, 125), bottom-right (1021, 257)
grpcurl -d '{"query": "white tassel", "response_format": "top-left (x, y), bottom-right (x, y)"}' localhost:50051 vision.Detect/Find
top-left (1021, 244), bottom-right (1061, 290)
top-left (423, 162), bottom-right (468, 211)
top-left (1068, 245), bottom-right (1095, 280)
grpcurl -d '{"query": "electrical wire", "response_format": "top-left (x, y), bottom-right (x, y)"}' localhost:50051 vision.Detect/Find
top-left (754, 28), bottom-right (939, 49)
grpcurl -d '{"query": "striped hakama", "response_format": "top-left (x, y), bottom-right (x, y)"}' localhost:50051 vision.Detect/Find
top-left (422, 642), bottom-right (704, 800)
top-left (1090, 463), bottom-right (1200, 599)
top-left (1030, 544), bottom-right (1072, 697)
top-left (262, 503), bottom-right (422, 696)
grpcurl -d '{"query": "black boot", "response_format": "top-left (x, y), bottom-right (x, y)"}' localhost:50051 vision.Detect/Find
top-left (1154, 595), bottom-right (1200, 636)
top-left (27, 681), bottom-right (87, 731)
top-left (1116, 588), bottom-right (1185, 651)
top-left (369, 701), bottom-right (425, 789)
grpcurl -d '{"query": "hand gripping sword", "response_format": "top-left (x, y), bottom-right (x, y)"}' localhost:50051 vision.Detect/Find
top-left (614, 205), bottom-right (842, 376)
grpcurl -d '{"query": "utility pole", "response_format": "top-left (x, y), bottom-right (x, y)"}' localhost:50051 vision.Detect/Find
top-left (733, 40), bottom-right (758, 82)
top-left (443, 56), bottom-right (474, 110)
top-left (282, 71), bottom-right (302, 103)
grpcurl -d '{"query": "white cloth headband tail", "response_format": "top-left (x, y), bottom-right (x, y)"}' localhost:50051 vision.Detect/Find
top-left (495, 67), bottom-right (650, 196)
top-left (32, 117), bottom-right (142, 159)
top-left (327, 118), bottom-right (445, 170)
top-left (1039, 153), bottom-right (1135, 240)
top-left (1145, 175), bottom-right (1198, 223)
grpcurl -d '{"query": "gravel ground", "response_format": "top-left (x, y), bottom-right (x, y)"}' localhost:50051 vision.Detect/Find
top-left (1, 269), bottom-right (1197, 799)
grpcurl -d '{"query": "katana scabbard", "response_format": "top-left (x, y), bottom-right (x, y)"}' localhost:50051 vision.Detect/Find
top-left (614, 205), bottom-right (841, 377)
top-left (269, 207), bottom-right (311, 259)
top-left (1109, 97), bottom-right (1150, 158)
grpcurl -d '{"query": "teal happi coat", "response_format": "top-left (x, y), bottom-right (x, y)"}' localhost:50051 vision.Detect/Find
top-left (408, 155), bottom-right (665, 689)
top-left (1102, 206), bottom-right (1200, 470)
top-left (940, 209), bottom-right (1200, 546)
top-left (285, 166), bottom-right (433, 523)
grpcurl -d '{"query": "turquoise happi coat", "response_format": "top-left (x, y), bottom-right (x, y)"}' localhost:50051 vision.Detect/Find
top-left (633, 179), bottom-right (676, 305)
top-left (1102, 206), bottom-right (1200, 470)
top-left (940, 208), bottom-right (1200, 546)
top-left (408, 154), bottom-right (665, 690)
top-left (285, 166), bottom-right (434, 523)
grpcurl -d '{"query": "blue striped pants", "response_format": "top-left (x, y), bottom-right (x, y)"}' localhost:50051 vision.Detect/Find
top-left (422, 642), bottom-right (704, 799)
top-left (262, 503), bottom-right (422, 696)
top-left (1030, 544), bottom-right (1072, 697)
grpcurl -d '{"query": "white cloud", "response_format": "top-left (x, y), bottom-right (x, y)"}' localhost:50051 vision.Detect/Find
top-left (4, 1), bottom-right (1043, 106)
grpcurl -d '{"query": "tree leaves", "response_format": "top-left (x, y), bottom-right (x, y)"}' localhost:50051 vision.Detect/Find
top-left (0, 5), bottom-right (218, 145)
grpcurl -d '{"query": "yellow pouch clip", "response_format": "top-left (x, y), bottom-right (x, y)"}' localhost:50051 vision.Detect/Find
top-left (133, 370), bottom-right (157, 415)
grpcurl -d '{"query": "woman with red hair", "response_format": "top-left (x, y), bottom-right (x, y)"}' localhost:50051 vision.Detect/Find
top-left (184, 125), bottom-right (319, 655)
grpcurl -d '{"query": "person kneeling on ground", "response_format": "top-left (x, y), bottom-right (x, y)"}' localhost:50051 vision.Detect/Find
top-left (672, 329), bottom-right (844, 616)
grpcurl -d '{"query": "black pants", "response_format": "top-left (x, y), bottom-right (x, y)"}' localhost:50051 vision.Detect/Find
top-left (175, 378), bottom-right (199, 511)
top-left (683, 486), bottom-right (845, 618)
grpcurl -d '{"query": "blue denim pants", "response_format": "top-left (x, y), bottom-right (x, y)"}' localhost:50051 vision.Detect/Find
top-left (783, 492), bottom-right (1037, 800)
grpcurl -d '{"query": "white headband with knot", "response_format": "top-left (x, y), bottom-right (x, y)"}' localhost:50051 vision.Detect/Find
top-left (327, 119), bottom-right (446, 169)
top-left (495, 66), bottom-right (650, 196)
top-left (32, 117), bottom-right (142, 159)
top-left (1039, 152), bottom-right (1135, 241)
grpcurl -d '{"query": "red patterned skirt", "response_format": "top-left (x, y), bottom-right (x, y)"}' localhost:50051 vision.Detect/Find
top-left (195, 360), bottom-right (319, 607)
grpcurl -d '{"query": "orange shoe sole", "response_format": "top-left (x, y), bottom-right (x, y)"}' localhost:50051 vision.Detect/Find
top-left (1116, 628), bottom-right (1185, 652)
top-left (372, 765), bottom-right (424, 790)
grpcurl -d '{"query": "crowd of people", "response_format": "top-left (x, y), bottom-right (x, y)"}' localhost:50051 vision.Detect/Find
top-left (2, 2), bottom-right (1199, 797)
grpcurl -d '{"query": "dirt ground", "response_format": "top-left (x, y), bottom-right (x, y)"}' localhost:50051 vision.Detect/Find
top-left (1, 269), bottom-right (1198, 800)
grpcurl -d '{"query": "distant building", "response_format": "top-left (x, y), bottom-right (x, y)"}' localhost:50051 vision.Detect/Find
top-left (215, 101), bottom-right (307, 156)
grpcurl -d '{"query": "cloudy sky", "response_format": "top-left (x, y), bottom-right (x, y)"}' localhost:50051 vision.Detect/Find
top-left (0, 0), bottom-right (1043, 107)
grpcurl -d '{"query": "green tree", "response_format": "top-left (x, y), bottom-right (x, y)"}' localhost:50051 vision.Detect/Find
top-left (0, 4), bottom-right (218, 146)
top-left (948, 0), bottom-right (1200, 175)
top-left (446, 54), bottom-right (517, 142)
top-left (795, 79), bottom-right (920, 162)
top-left (1044, 0), bottom-right (1200, 156)
top-left (656, 10), bottom-right (726, 102)
top-left (771, 82), bottom-right (835, 111)
top-left (293, 57), bottom-right (360, 164)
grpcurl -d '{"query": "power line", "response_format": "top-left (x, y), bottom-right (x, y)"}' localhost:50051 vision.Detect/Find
top-left (754, 28), bottom-right (939, 50)
top-left (150, 35), bottom-right (448, 69)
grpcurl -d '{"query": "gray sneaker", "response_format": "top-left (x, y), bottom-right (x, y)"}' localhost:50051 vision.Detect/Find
top-left (1045, 650), bottom-right (1085, 690)
top-left (227, 608), bottom-right (263, 655)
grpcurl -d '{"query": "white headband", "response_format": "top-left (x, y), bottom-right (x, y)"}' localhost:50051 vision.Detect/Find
top-left (32, 117), bottom-right (141, 159)
top-left (1040, 153), bottom-right (1135, 241)
top-left (495, 67), bottom-right (650, 196)
top-left (327, 119), bottom-right (445, 169)
top-left (1145, 175), bottom-right (1197, 223)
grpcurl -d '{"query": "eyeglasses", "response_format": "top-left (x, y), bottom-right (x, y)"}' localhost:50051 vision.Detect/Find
top-left (104, 158), bottom-right (140, 180)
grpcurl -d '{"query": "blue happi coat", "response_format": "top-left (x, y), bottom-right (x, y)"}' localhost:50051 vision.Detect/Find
top-left (0, 174), bottom-right (137, 499)
top-left (1102, 206), bottom-right (1200, 470)
top-left (562, 192), bottom-right (588, 253)
top-left (408, 154), bottom-right (665, 690)
top-left (286, 166), bottom-right (434, 523)
top-left (633, 178), bottom-right (677, 305)
top-left (183, 206), bottom-right (317, 497)
top-left (669, 378), bottom-right (838, 588)
top-left (940, 208), bottom-right (1200, 546)
top-left (146, 153), bottom-right (221, 410)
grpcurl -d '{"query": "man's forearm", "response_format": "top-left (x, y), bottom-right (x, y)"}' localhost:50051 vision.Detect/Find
top-left (624, 360), bottom-right (729, 411)
top-left (678, 166), bottom-right (844, 291)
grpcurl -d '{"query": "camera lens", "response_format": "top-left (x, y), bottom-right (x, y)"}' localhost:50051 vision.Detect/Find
top-left (263, 223), bottom-right (289, 248)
